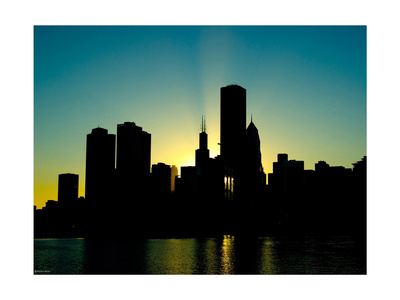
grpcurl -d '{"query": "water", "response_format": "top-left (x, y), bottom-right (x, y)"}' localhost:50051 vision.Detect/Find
top-left (34, 236), bottom-right (366, 274)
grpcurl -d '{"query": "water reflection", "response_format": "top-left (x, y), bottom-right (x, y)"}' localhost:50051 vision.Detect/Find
top-left (34, 238), bottom-right (87, 274)
top-left (258, 237), bottom-right (276, 274)
top-left (34, 236), bottom-right (366, 274)
top-left (145, 239), bottom-right (197, 274)
top-left (199, 238), bottom-right (219, 274)
top-left (221, 235), bottom-right (235, 274)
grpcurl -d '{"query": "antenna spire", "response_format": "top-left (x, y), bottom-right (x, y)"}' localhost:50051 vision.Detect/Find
top-left (201, 115), bottom-right (207, 133)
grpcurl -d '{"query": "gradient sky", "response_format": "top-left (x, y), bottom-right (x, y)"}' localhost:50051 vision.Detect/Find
top-left (34, 26), bottom-right (366, 209)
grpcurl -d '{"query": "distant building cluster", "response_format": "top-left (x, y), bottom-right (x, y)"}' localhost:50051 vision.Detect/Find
top-left (34, 85), bottom-right (366, 238)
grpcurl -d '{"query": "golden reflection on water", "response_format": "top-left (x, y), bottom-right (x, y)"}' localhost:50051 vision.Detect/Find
top-left (221, 235), bottom-right (235, 274)
top-left (145, 239), bottom-right (197, 274)
top-left (143, 236), bottom-right (276, 274)
top-left (258, 237), bottom-right (276, 274)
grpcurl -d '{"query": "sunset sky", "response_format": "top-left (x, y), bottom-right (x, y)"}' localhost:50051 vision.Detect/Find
top-left (34, 26), bottom-right (366, 209)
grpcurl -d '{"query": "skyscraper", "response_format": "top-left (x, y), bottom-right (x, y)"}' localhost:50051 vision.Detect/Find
top-left (220, 85), bottom-right (246, 167)
top-left (195, 116), bottom-right (210, 175)
top-left (116, 121), bottom-right (151, 201)
top-left (220, 84), bottom-right (246, 201)
top-left (85, 127), bottom-right (116, 202)
top-left (152, 162), bottom-right (172, 196)
top-left (245, 119), bottom-right (266, 200)
top-left (116, 121), bottom-right (151, 178)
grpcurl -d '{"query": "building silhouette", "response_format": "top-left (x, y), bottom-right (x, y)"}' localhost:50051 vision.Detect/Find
top-left (176, 166), bottom-right (198, 196)
top-left (43, 199), bottom-right (59, 214)
top-left (352, 156), bottom-right (366, 237)
top-left (58, 173), bottom-right (79, 205)
top-left (34, 200), bottom-right (60, 237)
top-left (195, 116), bottom-right (210, 176)
top-left (175, 117), bottom-right (224, 204)
top-left (116, 121), bottom-right (151, 201)
top-left (353, 156), bottom-right (366, 179)
top-left (33, 85), bottom-right (366, 241)
top-left (268, 154), bottom-right (305, 195)
top-left (152, 162), bottom-right (172, 197)
top-left (244, 119), bottom-right (266, 203)
top-left (220, 85), bottom-right (246, 166)
top-left (84, 128), bottom-right (115, 236)
top-left (85, 127), bottom-right (116, 202)
top-left (117, 121), bottom-right (151, 177)
top-left (220, 84), bottom-right (247, 201)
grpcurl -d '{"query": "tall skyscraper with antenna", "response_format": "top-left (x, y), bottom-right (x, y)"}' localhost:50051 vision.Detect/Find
top-left (195, 116), bottom-right (210, 174)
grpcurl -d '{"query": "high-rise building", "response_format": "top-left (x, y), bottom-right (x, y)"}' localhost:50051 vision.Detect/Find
top-left (58, 173), bottom-right (79, 205)
top-left (85, 127), bottom-right (116, 201)
top-left (246, 119), bottom-right (263, 174)
top-left (195, 116), bottom-right (210, 175)
top-left (116, 121), bottom-right (151, 202)
top-left (116, 121), bottom-right (151, 178)
top-left (245, 119), bottom-right (266, 195)
top-left (152, 162), bottom-right (172, 195)
top-left (220, 84), bottom-right (246, 201)
top-left (220, 84), bottom-right (246, 167)
top-left (176, 166), bottom-right (198, 197)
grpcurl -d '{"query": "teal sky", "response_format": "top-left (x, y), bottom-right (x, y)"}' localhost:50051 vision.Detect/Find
top-left (34, 26), bottom-right (366, 208)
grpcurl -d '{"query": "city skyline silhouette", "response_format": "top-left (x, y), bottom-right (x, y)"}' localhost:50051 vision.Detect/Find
top-left (34, 83), bottom-right (366, 241)
top-left (6, 0), bottom-right (396, 296)
top-left (34, 26), bottom-right (366, 210)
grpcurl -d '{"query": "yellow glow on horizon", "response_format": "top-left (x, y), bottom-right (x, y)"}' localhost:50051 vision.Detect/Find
top-left (209, 147), bottom-right (219, 159)
top-left (163, 144), bottom-right (220, 175)
top-left (176, 156), bottom-right (195, 169)
top-left (34, 178), bottom-right (85, 210)
top-left (34, 183), bottom-right (57, 209)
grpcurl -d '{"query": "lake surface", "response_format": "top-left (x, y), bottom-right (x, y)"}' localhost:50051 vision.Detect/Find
top-left (34, 236), bottom-right (366, 274)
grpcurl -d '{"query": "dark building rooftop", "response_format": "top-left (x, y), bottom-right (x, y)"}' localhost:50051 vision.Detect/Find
top-left (91, 127), bottom-right (109, 135)
top-left (226, 84), bottom-right (245, 89)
